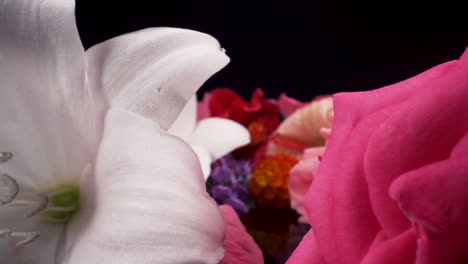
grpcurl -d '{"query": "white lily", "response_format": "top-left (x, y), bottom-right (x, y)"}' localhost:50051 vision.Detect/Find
top-left (0, 0), bottom-right (230, 263)
top-left (168, 96), bottom-right (250, 178)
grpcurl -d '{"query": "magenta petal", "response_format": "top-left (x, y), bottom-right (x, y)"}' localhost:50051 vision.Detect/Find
top-left (460, 47), bottom-right (468, 61)
top-left (218, 205), bottom-right (264, 264)
top-left (363, 53), bottom-right (468, 236)
top-left (286, 229), bottom-right (325, 264)
top-left (303, 93), bottom-right (385, 263)
top-left (361, 229), bottom-right (417, 264)
top-left (451, 133), bottom-right (468, 158)
top-left (390, 155), bottom-right (468, 263)
top-left (292, 50), bottom-right (468, 263)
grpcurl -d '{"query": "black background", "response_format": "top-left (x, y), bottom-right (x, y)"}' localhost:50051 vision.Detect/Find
top-left (76, 1), bottom-right (468, 101)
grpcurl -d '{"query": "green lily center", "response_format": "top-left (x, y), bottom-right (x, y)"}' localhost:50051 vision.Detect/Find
top-left (44, 184), bottom-right (80, 223)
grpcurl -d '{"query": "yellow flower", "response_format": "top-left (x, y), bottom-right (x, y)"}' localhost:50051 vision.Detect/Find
top-left (249, 154), bottom-right (298, 207)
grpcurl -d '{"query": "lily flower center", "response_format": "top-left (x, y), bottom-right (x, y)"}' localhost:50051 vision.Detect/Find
top-left (44, 184), bottom-right (80, 222)
top-left (0, 152), bottom-right (80, 247)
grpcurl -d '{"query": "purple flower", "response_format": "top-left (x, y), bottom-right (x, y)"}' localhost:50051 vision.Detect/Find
top-left (211, 166), bottom-right (234, 183)
top-left (211, 185), bottom-right (233, 200)
top-left (207, 154), bottom-right (255, 214)
top-left (211, 185), bottom-right (250, 215)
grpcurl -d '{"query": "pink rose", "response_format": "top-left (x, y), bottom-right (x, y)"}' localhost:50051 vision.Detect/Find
top-left (218, 205), bottom-right (264, 264)
top-left (199, 88), bottom-right (280, 159)
top-left (266, 96), bottom-right (333, 158)
top-left (289, 146), bottom-right (325, 224)
top-left (289, 48), bottom-right (468, 263)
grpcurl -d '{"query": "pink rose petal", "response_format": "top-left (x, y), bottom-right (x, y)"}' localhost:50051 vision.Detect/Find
top-left (361, 229), bottom-right (417, 264)
top-left (218, 205), bottom-right (264, 264)
top-left (289, 146), bottom-right (325, 224)
top-left (286, 229), bottom-right (325, 264)
top-left (390, 155), bottom-right (468, 263)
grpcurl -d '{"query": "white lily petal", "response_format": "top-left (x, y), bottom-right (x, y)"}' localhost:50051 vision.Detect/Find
top-left (65, 109), bottom-right (225, 264)
top-left (190, 118), bottom-right (251, 160)
top-left (86, 28), bottom-right (230, 130)
top-left (0, 0), bottom-right (96, 188)
top-left (191, 145), bottom-right (213, 180)
top-left (168, 95), bottom-right (197, 141)
top-left (0, 213), bottom-right (63, 264)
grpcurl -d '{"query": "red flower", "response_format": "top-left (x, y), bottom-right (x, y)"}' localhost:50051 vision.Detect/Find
top-left (209, 88), bottom-right (279, 129)
top-left (204, 88), bottom-right (280, 158)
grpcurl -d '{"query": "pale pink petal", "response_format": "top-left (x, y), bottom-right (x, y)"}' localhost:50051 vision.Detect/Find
top-left (289, 147), bottom-right (324, 224)
top-left (218, 205), bottom-right (263, 264)
top-left (289, 160), bottom-right (315, 224)
top-left (0, 0), bottom-right (96, 188)
top-left (86, 28), bottom-right (229, 130)
top-left (190, 118), bottom-right (250, 159)
top-left (303, 146), bottom-right (326, 160)
top-left (65, 109), bottom-right (225, 264)
top-left (168, 95), bottom-right (197, 141)
top-left (319, 127), bottom-right (332, 140)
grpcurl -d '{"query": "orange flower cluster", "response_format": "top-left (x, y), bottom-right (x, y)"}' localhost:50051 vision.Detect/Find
top-left (249, 153), bottom-right (298, 207)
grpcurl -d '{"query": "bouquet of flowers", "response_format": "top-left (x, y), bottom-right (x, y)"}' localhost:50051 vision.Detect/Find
top-left (199, 48), bottom-right (468, 263)
top-left (196, 88), bottom-right (334, 261)
top-left (1, 1), bottom-right (467, 263)
top-left (200, 88), bottom-right (332, 218)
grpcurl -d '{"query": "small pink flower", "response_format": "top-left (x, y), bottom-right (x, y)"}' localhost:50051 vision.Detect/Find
top-left (218, 205), bottom-right (264, 264)
top-left (289, 146), bottom-right (325, 224)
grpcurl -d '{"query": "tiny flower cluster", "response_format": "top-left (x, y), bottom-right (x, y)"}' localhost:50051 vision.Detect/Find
top-left (207, 154), bottom-right (255, 215)
top-left (201, 88), bottom-right (333, 219)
